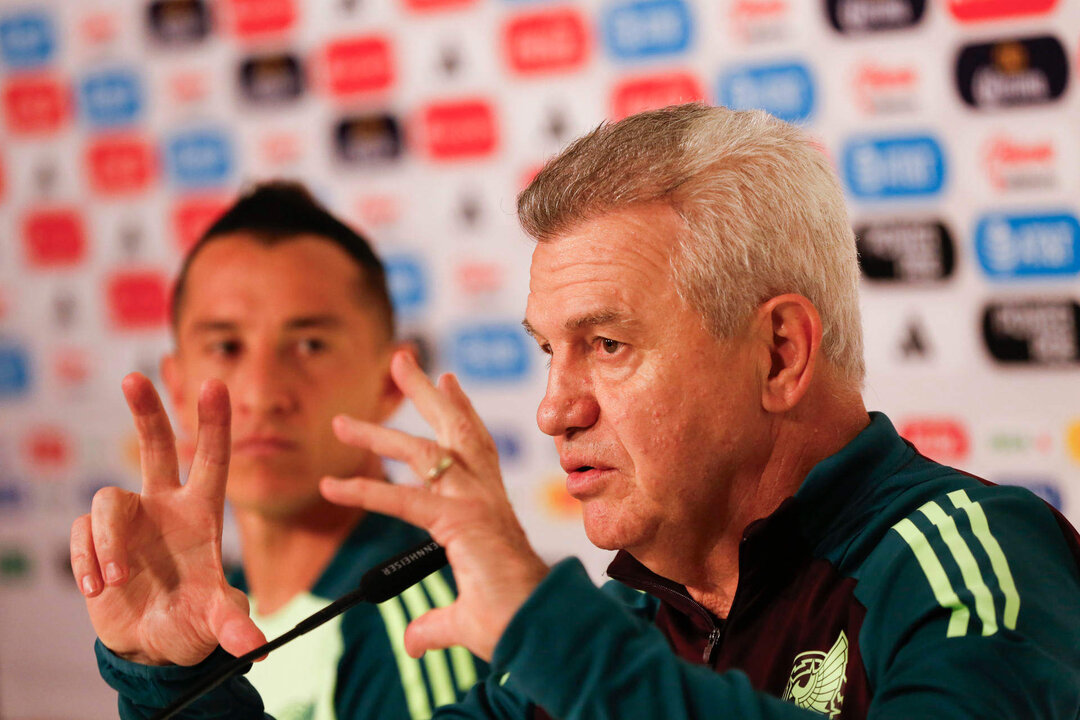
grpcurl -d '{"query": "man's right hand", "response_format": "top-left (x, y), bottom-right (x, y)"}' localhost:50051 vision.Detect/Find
top-left (69, 373), bottom-right (266, 667)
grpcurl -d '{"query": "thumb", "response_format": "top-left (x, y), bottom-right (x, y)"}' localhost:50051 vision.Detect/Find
top-left (404, 605), bottom-right (479, 660)
top-left (211, 588), bottom-right (267, 659)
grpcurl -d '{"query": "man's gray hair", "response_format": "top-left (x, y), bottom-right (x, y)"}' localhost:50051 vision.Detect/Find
top-left (517, 103), bottom-right (865, 383)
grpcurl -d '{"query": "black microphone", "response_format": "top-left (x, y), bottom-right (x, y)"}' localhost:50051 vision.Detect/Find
top-left (151, 538), bottom-right (447, 720)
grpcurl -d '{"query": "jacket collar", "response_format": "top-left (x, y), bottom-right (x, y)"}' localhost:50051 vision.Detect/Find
top-left (604, 412), bottom-right (912, 598)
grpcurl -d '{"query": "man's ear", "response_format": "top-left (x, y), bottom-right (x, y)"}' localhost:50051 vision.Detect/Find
top-left (754, 294), bottom-right (822, 414)
top-left (372, 342), bottom-right (408, 423)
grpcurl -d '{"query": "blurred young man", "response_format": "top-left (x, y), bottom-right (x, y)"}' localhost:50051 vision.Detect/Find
top-left (72, 182), bottom-right (483, 719)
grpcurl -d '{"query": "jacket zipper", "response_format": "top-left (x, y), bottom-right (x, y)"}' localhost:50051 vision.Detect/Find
top-left (625, 577), bottom-right (724, 664)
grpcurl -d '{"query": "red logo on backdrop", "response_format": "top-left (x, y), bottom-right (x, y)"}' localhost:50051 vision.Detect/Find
top-left (86, 135), bottom-right (157, 195)
top-left (456, 261), bottom-right (505, 295)
top-left (421, 99), bottom-right (498, 160)
top-left (168, 71), bottom-right (210, 105)
top-left (900, 419), bottom-right (971, 463)
top-left (323, 37), bottom-right (394, 96)
top-left (729, 0), bottom-right (789, 43)
top-left (258, 131), bottom-right (302, 166)
top-left (23, 209), bottom-right (87, 268)
top-left (80, 11), bottom-right (120, 45)
top-left (54, 348), bottom-right (91, 387)
top-left (3, 75), bottom-right (68, 135)
top-left (356, 195), bottom-right (400, 228)
top-left (173, 195), bottom-right (232, 253)
top-left (226, 0), bottom-right (296, 37)
top-left (504, 8), bottom-right (590, 75)
top-left (403, 0), bottom-right (477, 11)
top-left (948, 0), bottom-right (1056, 21)
top-left (853, 62), bottom-right (918, 114)
top-left (982, 135), bottom-right (1055, 191)
top-left (24, 426), bottom-right (71, 471)
top-left (106, 270), bottom-right (170, 330)
top-left (611, 72), bottom-right (705, 120)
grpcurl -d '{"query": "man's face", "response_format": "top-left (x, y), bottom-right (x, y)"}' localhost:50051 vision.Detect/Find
top-left (524, 206), bottom-right (772, 562)
top-left (163, 233), bottom-right (399, 518)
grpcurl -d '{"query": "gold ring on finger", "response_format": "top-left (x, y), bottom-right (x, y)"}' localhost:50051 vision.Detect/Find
top-left (424, 454), bottom-right (455, 488)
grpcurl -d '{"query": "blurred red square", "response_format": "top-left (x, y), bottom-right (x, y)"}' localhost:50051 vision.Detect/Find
top-left (106, 270), bottom-right (169, 330)
top-left (23, 208), bottom-right (87, 268)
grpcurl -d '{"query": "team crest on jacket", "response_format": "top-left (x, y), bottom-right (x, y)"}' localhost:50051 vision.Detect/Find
top-left (781, 630), bottom-right (848, 718)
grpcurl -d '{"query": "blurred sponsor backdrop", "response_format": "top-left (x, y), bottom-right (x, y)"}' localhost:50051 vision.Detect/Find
top-left (0, 0), bottom-right (1078, 716)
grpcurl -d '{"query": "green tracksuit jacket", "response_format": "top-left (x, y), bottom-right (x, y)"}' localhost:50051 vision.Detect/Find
top-left (98, 414), bottom-right (1080, 719)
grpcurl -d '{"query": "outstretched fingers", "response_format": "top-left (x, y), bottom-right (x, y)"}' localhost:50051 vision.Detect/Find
top-left (88, 486), bottom-right (140, 587)
top-left (320, 477), bottom-right (445, 533)
top-left (389, 352), bottom-right (466, 444)
top-left (186, 379), bottom-right (232, 502)
top-left (332, 416), bottom-right (448, 483)
top-left (122, 373), bottom-right (181, 495)
top-left (70, 514), bottom-right (103, 597)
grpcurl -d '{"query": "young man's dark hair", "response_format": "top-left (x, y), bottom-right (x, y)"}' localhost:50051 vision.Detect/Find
top-left (170, 180), bottom-right (395, 340)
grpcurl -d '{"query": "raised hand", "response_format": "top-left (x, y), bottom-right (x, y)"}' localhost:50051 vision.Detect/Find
top-left (321, 351), bottom-right (550, 661)
top-left (69, 373), bottom-right (266, 666)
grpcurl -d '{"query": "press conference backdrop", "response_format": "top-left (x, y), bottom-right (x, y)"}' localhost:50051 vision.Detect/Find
top-left (0, 0), bottom-right (1078, 716)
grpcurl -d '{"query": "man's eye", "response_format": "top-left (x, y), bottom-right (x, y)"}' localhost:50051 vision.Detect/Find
top-left (298, 337), bottom-right (326, 355)
top-left (210, 340), bottom-right (241, 357)
top-left (599, 338), bottom-right (621, 354)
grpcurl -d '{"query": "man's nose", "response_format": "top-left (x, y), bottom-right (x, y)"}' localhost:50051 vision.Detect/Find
top-left (536, 357), bottom-right (599, 437)
top-left (232, 346), bottom-right (297, 417)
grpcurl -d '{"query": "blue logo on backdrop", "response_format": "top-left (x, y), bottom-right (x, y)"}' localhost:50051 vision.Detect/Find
top-left (384, 255), bottom-right (427, 314)
top-left (0, 11), bottom-right (55, 67)
top-left (490, 428), bottom-right (523, 463)
top-left (79, 69), bottom-right (144, 127)
top-left (603, 0), bottom-right (692, 60)
top-left (719, 62), bottom-right (816, 124)
top-left (997, 478), bottom-right (1063, 510)
top-left (165, 129), bottom-right (233, 188)
top-left (843, 135), bottom-right (946, 199)
top-left (975, 212), bottom-right (1080, 279)
top-left (0, 345), bottom-right (30, 398)
top-left (451, 325), bottom-right (531, 381)
top-left (0, 482), bottom-right (24, 510)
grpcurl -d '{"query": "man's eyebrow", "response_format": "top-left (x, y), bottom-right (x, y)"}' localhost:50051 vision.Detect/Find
top-left (521, 310), bottom-right (636, 338)
top-left (186, 316), bottom-right (345, 333)
top-left (189, 320), bottom-right (239, 334)
top-left (564, 310), bottom-right (632, 332)
top-left (284, 315), bottom-right (344, 330)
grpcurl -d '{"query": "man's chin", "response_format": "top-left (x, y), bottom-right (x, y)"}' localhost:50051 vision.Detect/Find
top-left (581, 504), bottom-right (632, 552)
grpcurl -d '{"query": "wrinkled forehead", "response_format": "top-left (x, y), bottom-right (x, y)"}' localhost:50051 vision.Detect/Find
top-left (525, 206), bottom-right (686, 330)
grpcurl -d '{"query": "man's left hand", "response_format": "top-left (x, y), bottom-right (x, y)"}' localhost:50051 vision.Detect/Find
top-left (321, 350), bottom-right (550, 661)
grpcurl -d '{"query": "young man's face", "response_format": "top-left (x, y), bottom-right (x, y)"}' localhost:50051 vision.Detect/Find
top-left (163, 233), bottom-right (400, 519)
top-left (524, 205), bottom-right (773, 566)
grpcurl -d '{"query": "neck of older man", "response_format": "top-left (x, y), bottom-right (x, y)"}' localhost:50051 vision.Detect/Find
top-left (679, 377), bottom-right (870, 620)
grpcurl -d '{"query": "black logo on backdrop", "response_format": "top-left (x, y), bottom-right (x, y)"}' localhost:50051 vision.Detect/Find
top-left (147, 0), bottom-right (211, 45)
top-left (53, 292), bottom-right (77, 329)
top-left (334, 114), bottom-right (403, 165)
top-left (900, 317), bottom-right (930, 358)
top-left (982, 299), bottom-right (1080, 364)
top-left (826, 0), bottom-right (925, 33)
top-left (956, 36), bottom-right (1068, 109)
top-left (239, 53), bottom-right (305, 105)
top-left (855, 219), bottom-right (955, 282)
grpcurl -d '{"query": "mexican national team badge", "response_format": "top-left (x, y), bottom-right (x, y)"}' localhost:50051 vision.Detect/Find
top-left (781, 631), bottom-right (849, 717)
